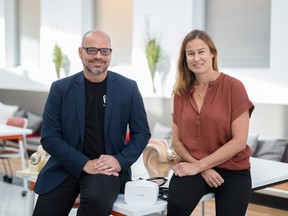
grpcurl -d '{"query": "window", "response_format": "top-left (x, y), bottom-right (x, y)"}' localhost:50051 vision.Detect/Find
top-left (206, 0), bottom-right (271, 68)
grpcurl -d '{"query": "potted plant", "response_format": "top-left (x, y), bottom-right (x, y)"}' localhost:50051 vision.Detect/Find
top-left (145, 18), bottom-right (161, 93)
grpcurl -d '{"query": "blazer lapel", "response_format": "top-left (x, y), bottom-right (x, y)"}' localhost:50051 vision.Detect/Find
top-left (74, 73), bottom-right (85, 143)
top-left (104, 72), bottom-right (116, 133)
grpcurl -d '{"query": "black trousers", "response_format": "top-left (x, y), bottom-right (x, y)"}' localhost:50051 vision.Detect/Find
top-left (167, 169), bottom-right (251, 216)
top-left (32, 173), bottom-right (120, 216)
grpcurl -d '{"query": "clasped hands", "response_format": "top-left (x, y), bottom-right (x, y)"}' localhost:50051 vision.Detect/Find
top-left (172, 162), bottom-right (224, 188)
top-left (83, 155), bottom-right (121, 177)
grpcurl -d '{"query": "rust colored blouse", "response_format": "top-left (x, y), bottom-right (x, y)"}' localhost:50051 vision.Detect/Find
top-left (173, 73), bottom-right (254, 170)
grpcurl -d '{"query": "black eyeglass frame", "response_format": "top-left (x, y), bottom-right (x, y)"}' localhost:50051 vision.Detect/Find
top-left (82, 47), bottom-right (112, 56)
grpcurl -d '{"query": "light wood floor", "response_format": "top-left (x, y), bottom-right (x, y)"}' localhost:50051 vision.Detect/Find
top-left (192, 199), bottom-right (288, 216)
top-left (1, 158), bottom-right (288, 216)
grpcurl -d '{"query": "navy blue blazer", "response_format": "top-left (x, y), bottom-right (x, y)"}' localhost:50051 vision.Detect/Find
top-left (34, 71), bottom-right (151, 194)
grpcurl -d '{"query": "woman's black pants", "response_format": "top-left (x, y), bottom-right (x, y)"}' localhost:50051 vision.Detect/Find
top-left (167, 169), bottom-right (251, 216)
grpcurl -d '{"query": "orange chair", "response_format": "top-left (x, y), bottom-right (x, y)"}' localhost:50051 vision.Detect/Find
top-left (0, 117), bottom-right (28, 183)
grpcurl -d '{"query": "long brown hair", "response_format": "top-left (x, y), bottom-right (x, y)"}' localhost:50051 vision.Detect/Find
top-left (173, 30), bottom-right (219, 95)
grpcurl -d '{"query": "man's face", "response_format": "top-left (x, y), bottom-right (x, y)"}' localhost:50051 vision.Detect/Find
top-left (79, 31), bottom-right (112, 78)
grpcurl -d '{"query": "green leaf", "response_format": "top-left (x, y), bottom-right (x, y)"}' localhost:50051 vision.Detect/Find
top-left (52, 44), bottom-right (64, 79)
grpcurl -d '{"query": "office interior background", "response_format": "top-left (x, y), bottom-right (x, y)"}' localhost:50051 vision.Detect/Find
top-left (1, 0), bottom-right (288, 138)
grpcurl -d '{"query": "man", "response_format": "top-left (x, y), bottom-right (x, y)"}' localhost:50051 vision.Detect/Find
top-left (33, 30), bottom-right (151, 216)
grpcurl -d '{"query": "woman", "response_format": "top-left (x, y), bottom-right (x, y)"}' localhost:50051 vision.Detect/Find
top-left (167, 29), bottom-right (254, 216)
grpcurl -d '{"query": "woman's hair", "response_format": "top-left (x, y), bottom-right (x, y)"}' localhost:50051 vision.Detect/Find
top-left (173, 29), bottom-right (219, 95)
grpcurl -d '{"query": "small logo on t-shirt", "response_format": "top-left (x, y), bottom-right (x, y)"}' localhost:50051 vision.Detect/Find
top-left (103, 95), bottom-right (106, 106)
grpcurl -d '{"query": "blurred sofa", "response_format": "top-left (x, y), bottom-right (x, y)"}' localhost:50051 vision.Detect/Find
top-left (248, 133), bottom-right (288, 163)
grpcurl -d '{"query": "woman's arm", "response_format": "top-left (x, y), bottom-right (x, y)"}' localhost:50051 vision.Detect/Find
top-left (172, 122), bottom-right (197, 163)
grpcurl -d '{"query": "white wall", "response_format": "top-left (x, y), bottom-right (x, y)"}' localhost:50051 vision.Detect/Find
top-left (249, 103), bottom-right (287, 138)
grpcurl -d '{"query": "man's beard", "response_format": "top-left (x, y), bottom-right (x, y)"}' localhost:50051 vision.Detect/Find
top-left (84, 63), bottom-right (108, 76)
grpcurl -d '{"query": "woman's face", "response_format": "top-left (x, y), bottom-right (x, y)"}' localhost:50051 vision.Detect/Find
top-left (185, 38), bottom-right (214, 75)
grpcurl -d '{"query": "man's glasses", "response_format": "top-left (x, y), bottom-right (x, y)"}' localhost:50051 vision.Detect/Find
top-left (82, 47), bottom-right (112, 56)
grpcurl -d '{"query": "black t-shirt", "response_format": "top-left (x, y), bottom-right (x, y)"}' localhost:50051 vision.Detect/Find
top-left (83, 78), bottom-right (106, 159)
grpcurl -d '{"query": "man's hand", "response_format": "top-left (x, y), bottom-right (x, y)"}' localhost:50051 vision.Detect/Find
top-left (83, 155), bottom-right (121, 177)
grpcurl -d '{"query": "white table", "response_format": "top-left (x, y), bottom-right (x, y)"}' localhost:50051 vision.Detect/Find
top-left (251, 157), bottom-right (288, 190)
top-left (112, 194), bottom-right (167, 216)
top-left (17, 157), bottom-right (288, 216)
top-left (0, 124), bottom-right (32, 194)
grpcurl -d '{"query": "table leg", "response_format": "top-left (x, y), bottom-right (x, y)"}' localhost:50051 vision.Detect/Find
top-left (28, 189), bottom-right (35, 215)
top-left (28, 181), bottom-right (36, 216)
top-left (18, 138), bottom-right (28, 193)
top-left (202, 200), bottom-right (205, 216)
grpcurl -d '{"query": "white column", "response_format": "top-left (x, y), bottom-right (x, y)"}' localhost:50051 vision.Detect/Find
top-left (0, 0), bottom-right (18, 67)
top-left (0, 0), bottom-right (4, 66)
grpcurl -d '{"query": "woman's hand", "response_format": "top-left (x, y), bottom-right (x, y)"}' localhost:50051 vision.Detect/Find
top-left (172, 162), bottom-right (201, 177)
top-left (201, 169), bottom-right (224, 188)
top-left (172, 162), bottom-right (224, 188)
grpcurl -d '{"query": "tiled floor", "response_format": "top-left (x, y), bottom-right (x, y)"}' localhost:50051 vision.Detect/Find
top-left (0, 180), bottom-right (30, 216)
top-left (0, 180), bottom-right (78, 216)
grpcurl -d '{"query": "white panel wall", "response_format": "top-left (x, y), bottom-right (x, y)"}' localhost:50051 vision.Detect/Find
top-left (0, 0), bottom-right (4, 66)
top-left (249, 103), bottom-right (287, 138)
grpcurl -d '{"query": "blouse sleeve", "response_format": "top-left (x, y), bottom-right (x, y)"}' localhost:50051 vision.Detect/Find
top-left (231, 79), bottom-right (254, 121)
top-left (172, 93), bottom-right (179, 125)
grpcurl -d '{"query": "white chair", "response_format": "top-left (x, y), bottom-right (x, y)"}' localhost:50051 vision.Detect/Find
top-left (0, 117), bottom-right (28, 183)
